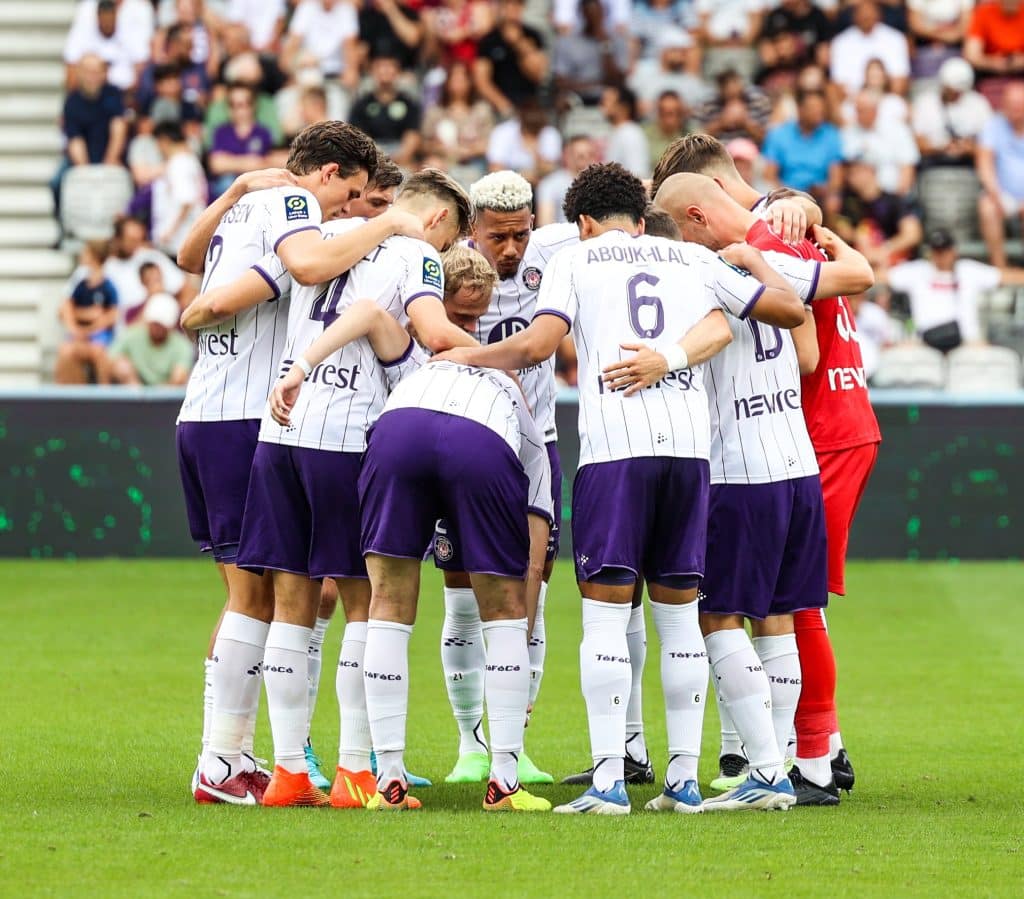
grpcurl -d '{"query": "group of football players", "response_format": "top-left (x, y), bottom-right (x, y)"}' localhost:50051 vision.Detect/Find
top-left (176, 120), bottom-right (880, 814)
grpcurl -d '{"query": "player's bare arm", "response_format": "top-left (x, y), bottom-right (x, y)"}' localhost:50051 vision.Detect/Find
top-left (270, 298), bottom-right (410, 427)
top-left (407, 294), bottom-right (481, 353)
top-left (276, 208), bottom-right (427, 286)
top-left (719, 243), bottom-right (804, 328)
top-left (180, 268), bottom-right (276, 330)
top-left (792, 307), bottom-right (820, 375)
top-left (432, 313), bottom-right (567, 369)
top-left (810, 225), bottom-right (875, 297)
top-left (176, 168), bottom-right (298, 272)
top-left (525, 512), bottom-right (550, 640)
top-left (601, 308), bottom-right (733, 396)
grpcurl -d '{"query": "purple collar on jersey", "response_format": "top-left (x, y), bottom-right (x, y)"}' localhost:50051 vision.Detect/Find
top-left (751, 195), bottom-right (767, 213)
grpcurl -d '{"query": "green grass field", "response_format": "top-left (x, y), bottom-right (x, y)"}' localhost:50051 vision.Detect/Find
top-left (2, 560), bottom-right (1022, 898)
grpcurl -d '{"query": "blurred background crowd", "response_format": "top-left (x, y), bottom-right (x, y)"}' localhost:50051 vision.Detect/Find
top-left (45, 0), bottom-right (1024, 391)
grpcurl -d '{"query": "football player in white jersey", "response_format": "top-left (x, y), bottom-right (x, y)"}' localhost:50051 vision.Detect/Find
top-left (179, 122), bottom-right (406, 806)
top-left (436, 162), bottom-right (802, 814)
top-left (603, 172), bottom-right (874, 811)
top-left (233, 170), bottom-right (479, 808)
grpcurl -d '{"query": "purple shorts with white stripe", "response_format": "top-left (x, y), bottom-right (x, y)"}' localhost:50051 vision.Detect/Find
top-left (360, 408), bottom-right (530, 578)
top-left (699, 475), bottom-right (828, 619)
top-left (176, 419), bottom-right (260, 563)
top-left (236, 442), bottom-right (366, 580)
top-left (571, 456), bottom-right (709, 586)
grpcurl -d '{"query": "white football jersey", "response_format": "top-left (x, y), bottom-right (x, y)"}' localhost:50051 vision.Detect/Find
top-left (382, 361), bottom-right (553, 520)
top-left (705, 250), bottom-right (823, 485)
top-left (258, 219), bottom-right (447, 452)
top-left (536, 230), bottom-right (764, 467)
top-left (178, 186), bottom-right (322, 423)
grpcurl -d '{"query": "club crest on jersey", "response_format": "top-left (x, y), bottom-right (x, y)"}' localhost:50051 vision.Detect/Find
top-left (284, 194), bottom-right (310, 221)
top-left (434, 535), bottom-right (454, 562)
top-left (522, 266), bottom-right (542, 291)
top-left (422, 257), bottom-right (443, 289)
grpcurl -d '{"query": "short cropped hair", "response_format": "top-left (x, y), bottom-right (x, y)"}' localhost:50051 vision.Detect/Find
top-left (651, 133), bottom-right (736, 199)
top-left (469, 170), bottom-right (533, 213)
top-left (286, 121), bottom-right (379, 179)
top-left (400, 168), bottom-right (473, 237)
top-left (370, 154), bottom-right (404, 191)
top-left (642, 205), bottom-right (681, 240)
top-left (442, 245), bottom-right (497, 299)
top-left (563, 162), bottom-right (648, 226)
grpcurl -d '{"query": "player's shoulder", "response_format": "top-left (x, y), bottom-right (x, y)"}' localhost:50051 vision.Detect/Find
top-left (257, 185), bottom-right (322, 222)
top-left (526, 223), bottom-right (579, 261)
top-left (321, 216), bottom-right (367, 238)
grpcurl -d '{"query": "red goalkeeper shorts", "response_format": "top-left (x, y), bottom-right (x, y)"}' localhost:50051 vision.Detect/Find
top-left (817, 442), bottom-right (878, 595)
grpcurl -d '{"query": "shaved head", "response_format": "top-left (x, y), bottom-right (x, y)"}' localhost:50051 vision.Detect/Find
top-left (654, 172), bottom-right (752, 250)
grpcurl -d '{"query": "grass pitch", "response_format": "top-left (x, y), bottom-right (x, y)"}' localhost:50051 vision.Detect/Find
top-left (1, 560), bottom-right (1022, 898)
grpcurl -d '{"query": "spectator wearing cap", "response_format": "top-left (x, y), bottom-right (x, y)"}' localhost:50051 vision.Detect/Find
top-left (964, 0), bottom-right (1024, 83)
top-left (473, 0), bottom-right (548, 119)
top-left (829, 1), bottom-right (910, 99)
top-left (888, 228), bottom-right (1024, 351)
top-left (349, 55), bottom-right (422, 168)
top-left (601, 84), bottom-right (652, 178)
top-left (284, 0), bottom-right (361, 89)
top-left (225, 0), bottom-right (287, 52)
top-left (906, 0), bottom-right (972, 79)
top-left (486, 101), bottom-right (561, 185)
top-left (357, 0), bottom-right (423, 72)
top-left (977, 83), bottom-right (1024, 268)
top-left (645, 91), bottom-right (691, 171)
top-left (628, 27), bottom-right (709, 119)
top-left (631, 0), bottom-right (698, 65)
top-left (107, 293), bottom-right (194, 386)
top-left (208, 85), bottom-right (274, 197)
top-left (912, 57), bottom-right (992, 168)
top-left (841, 89), bottom-right (919, 196)
top-left (694, 69), bottom-right (772, 145)
top-left (552, 0), bottom-right (629, 109)
top-left (837, 157), bottom-right (924, 282)
top-left (756, 0), bottom-right (832, 92)
top-left (64, 0), bottom-right (152, 92)
top-left (536, 135), bottom-right (597, 225)
top-left (761, 88), bottom-right (843, 208)
top-left (422, 61), bottom-right (495, 185)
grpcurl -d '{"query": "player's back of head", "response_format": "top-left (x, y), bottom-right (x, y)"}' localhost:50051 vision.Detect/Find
top-left (642, 205), bottom-right (681, 241)
top-left (563, 162), bottom-right (648, 226)
top-left (652, 133), bottom-right (738, 199)
top-left (469, 170), bottom-right (533, 215)
top-left (398, 168), bottom-right (473, 238)
top-left (370, 153), bottom-right (404, 192)
top-left (287, 120), bottom-right (379, 179)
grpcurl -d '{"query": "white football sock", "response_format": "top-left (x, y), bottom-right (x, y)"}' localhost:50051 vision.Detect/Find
top-left (201, 657), bottom-right (214, 754)
top-left (797, 754), bottom-right (833, 787)
top-left (650, 600), bottom-right (707, 787)
top-left (580, 598), bottom-right (631, 792)
top-left (527, 582), bottom-right (547, 709)
top-left (625, 603), bottom-right (648, 764)
top-left (263, 621), bottom-right (311, 775)
top-left (305, 615), bottom-right (330, 734)
top-left (829, 731), bottom-right (845, 757)
top-left (205, 612), bottom-right (269, 783)
top-left (364, 619), bottom-right (412, 785)
top-left (440, 587), bottom-right (488, 755)
top-left (706, 628), bottom-right (784, 785)
top-left (717, 699), bottom-right (743, 759)
top-left (753, 634), bottom-right (802, 762)
top-left (482, 618), bottom-right (530, 789)
top-left (337, 621), bottom-right (372, 772)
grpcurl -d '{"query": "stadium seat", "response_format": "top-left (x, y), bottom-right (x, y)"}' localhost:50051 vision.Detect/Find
top-left (946, 344), bottom-right (1022, 393)
top-left (59, 164), bottom-right (133, 247)
top-left (917, 167), bottom-right (982, 244)
top-left (871, 344), bottom-right (946, 389)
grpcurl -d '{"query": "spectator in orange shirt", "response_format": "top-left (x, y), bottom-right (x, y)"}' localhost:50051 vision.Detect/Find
top-left (965, 0), bottom-right (1024, 79)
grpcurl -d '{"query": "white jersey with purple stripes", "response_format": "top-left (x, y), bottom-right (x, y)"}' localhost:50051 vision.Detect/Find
top-left (705, 250), bottom-right (823, 485)
top-left (536, 229), bottom-right (765, 468)
top-left (383, 360), bottom-right (553, 520)
top-left (178, 186), bottom-right (322, 423)
top-left (258, 218), bottom-right (446, 452)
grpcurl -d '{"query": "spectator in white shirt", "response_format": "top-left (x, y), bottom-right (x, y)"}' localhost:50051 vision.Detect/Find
top-left (600, 84), bottom-right (653, 178)
top-left (486, 102), bottom-right (562, 186)
top-left (627, 27), bottom-right (710, 117)
top-left (151, 121), bottom-right (207, 257)
top-left (839, 58), bottom-right (908, 126)
top-left (695, 0), bottom-right (762, 46)
top-left (842, 89), bottom-right (920, 195)
top-left (912, 57), bottom-right (992, 168)
top-left (829, 0), bottom-right (910, 98)
top-left (64, 0), bottom-right (151, 92)
top-left (851, 292), bottom-right (901, 378)
top-left (553, 0), bottom-right (630, 35)
top-left (284, 0), bottom-right (360, 88)
top-left (536, 135), bottom-right (597, 225)
top-left (226, 0), bottom-right (286, 50)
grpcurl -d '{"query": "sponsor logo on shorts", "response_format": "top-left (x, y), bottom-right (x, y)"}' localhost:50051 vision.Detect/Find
top-left (284, 194), bottom-right (310, 221)
top-left (522, 266), bottom-right (542, 290)
top-left (434, 535), bottom-right (454, 562)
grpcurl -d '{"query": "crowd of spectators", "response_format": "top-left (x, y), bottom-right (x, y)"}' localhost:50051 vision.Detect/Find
top-left (52, 0), bottom-right (1024, 387)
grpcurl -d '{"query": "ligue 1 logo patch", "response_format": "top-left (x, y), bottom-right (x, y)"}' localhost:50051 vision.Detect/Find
top-left (434, 535), bottom-right (454, 562)
top-left (284, 194), bottom-right (310, 221)
top-left (523, 266), bottom-right (542, 291)
top-left (422, 257), bottom-right (443, 289)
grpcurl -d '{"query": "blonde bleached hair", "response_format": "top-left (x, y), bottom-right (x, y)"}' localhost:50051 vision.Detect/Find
top-left (469, 170), bottom-right (533, 214)
top-left (442, 245), bottom-right (497, 299)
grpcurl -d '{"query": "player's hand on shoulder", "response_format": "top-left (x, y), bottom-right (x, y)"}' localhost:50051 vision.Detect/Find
top-left (430, 347), bottom-right (476, 365)
top-left (602, 343), bottom-right (668, 397)
top-left (235, 168), bottom-right (299, 194)
top-left (763, 197), bottom-right (808, 245)
top-left (269, 365), bottom-right (306, 427)
top-left (718, 242), bottom-right (761, 271)
top-left (382, 208), bottom-right (427, 240)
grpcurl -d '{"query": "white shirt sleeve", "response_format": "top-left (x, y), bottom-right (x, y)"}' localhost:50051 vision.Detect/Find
top-left (886, 260), bottom-right (920, 295)
top-left (705, 256), bottom-right (770, 319)
top-left (265, 188), bottom-right (323, 253)
top-left (288, 1), bottom-right (312, 36)
top-left (401, 243), bottom-right (445, 311)
top-left (169, 156), bottom-right (203, 205)
top-left (383, 341), bottom-right (427, 391)
top-left (251, 251), bottom-right (293, 300)
top-left (761, 251), bottom-right (822, 302)
top-left (532, 248), bottom-right (577, 330)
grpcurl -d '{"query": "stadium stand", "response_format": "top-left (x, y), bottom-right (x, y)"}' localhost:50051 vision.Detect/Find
top-left (946, 342), bottom-right (1023, 392)
top-left (872, 343), bottom-right (947, 389)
